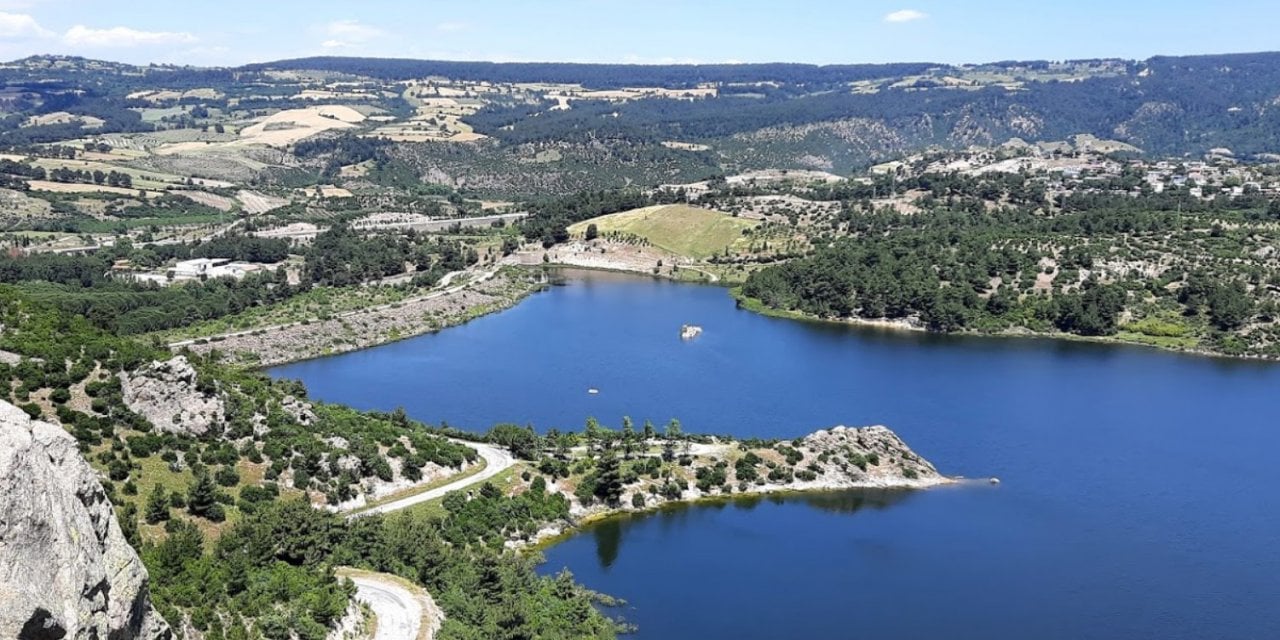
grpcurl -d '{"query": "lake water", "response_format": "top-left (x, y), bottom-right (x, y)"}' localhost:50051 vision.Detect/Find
top-left (271, 269), bottom-right (1280, 639)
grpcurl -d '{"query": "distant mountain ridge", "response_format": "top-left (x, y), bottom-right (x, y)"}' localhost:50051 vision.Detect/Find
top-left (5, 50), bottom-right (1280, 184)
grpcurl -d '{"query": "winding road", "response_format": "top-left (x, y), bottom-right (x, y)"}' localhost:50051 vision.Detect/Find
top-left (343, 438), bottom-right (517, 638)
top-left (342, 570), bottom-right (443, 640)
top-left (349, 439), bottom-right (516, 518)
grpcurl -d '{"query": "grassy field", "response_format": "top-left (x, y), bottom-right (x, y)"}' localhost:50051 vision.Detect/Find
top-left (22, 156), bottom-right (189, 190)
top-left (568, 204), bottom-right (757, 259)
top-left (74, 213), bottom-right (225, 233)
top-left (92, 438), bottom-right (300, 543)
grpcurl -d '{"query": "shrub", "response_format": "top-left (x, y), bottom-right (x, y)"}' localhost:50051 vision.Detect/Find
top-left (215, 466), bottom-right (241, 487)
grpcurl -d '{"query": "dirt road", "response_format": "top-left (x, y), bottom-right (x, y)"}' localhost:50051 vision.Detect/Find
top-left (350, 439), bottom-right (515, 518)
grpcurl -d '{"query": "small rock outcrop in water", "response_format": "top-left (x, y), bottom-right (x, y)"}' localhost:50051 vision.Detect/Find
top-left (119, 356), bottom-right (225, 437)
top-left (797, 425), bottom-right (943, 486)
top-left (0, 400), bottom-right (172, 639)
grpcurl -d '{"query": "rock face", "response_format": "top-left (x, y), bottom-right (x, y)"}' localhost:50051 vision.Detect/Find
top-left (798, 425), bottom-right (945, 486)
top-left (0, 400), bottom-right (172, 640)
top-left (119, 356), bottom-right (225, 437)
top-left (280, 394), bottom-right (316, 426)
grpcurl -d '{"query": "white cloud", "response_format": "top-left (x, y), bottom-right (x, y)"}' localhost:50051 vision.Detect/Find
top-left (0, 11), bottom-right (52, 38)
top-left (325, 19), bottom-right (383, 42)
top-left (321, 39), bottom-right (351, 50)
top-left (884, 9), bottom-right (928, 23)
top-left (0, 1), bottom-right (46, 10)
top-left (63, 25), bottom-right (197, 47)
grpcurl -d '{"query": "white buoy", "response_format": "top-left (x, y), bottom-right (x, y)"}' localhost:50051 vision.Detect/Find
top-left (588, 388), bottom-right (599, 395)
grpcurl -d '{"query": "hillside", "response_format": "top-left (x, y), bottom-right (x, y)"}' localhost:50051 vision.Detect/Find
top-left (568, 205), bottom-right (756, 259)
top-left (6, 51), bottom-right (1280, 200)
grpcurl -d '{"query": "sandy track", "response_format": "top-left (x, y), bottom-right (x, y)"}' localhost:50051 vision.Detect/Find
top-left (342, 570), bottom-right (442, 640)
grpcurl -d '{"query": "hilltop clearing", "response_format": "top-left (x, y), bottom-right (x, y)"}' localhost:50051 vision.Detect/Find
top-left (568, 204), bottom-right (757, 259)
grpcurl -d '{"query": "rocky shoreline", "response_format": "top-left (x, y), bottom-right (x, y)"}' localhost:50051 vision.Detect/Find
top-left (181, 267), bottom-right (546, 368)
top-left (507, 425), bottom-right (954, 550)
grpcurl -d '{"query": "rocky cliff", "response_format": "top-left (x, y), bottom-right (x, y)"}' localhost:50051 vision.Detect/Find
top-left (0, 400), bottom-right (172, 640)
top-left (119, 356), bottom-right (225, 437)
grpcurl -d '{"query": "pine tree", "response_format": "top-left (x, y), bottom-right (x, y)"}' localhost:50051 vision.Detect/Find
top-left (665, 418), bottom-right (682, 440)
top-left (584, 417), bottom-right (602, 450)
top-left (621, 416), bottom-right (636, 459)
top-left (593, 446), bottom-right (624, 506)
top-left (144, 486), bottom-right (170, 524)
top-left (187, 471), bottom-right (224, 522)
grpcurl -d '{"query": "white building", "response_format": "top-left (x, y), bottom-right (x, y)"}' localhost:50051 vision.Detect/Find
top-left (173, 258), bottom-right (230, 279)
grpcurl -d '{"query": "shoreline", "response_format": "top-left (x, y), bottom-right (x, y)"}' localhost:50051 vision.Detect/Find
top-left (542, 262), bottom-right (727, 286)
top-left (730, 289), bottom-right (1280, 364)
top-left (182, 265), bottom-right (549, 368)
top-left (524, 473), bottom-right (962, 552)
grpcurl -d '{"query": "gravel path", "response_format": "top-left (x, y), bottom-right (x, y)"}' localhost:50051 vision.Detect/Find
top-left (339, 438), bottom-right (516, 638)
top-left (344, 571), bottom-right (443, 640)
top-left (350, 439), bottom-right (515, 518)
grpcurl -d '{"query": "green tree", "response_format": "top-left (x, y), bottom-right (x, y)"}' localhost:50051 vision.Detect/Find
top-left (593, 448), bottom-right (624, 506)
top-left (1208, 281), bottom-right (1253, 330)
top-left (144, 486), bottom-right (170, 525)
top-left (215, 465), bottom-right (240, 487)
top-left (487, 423), bottom-right (541, 460)
top-left (188, 470), bottom-right (225, 522)
top-left (621, 416), bottom-right (636, 458)
top-left (584, 416), bottom-right (603, 450)
top-left (665, 418), bottom-right (682, 440)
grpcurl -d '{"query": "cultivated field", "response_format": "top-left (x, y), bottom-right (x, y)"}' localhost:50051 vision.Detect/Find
top-left (0, 188), bottom-right (53, 219)
top-left (177, 190), bottom-right (237, 211)
top-left (568, 204), bottom-right (758, 259)
top-left (26, 181), bottom-right (156, 197)
top-left (23, 112), bottom-right (104, 128)
top-left (235, 106), bottom-right (366, 146)
top-left (236, 190), bottom-right (290, 214)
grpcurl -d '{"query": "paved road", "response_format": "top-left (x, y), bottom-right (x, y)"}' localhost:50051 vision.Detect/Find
top-left (347, 573), bottom-right (440, 640)
top-left (350, 439), bottom-right (516, 518)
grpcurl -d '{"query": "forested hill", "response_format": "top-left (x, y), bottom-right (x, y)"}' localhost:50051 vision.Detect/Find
top-left (244, 51), bottom-right (1280, 159)
top-left (8, 50), bottom-right (1280, 187)
top-left (239, 56), bottom-right (936, 88)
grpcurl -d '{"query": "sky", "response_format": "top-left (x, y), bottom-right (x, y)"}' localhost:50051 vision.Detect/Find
top-left (2, 0), bottom-right (1280, 67)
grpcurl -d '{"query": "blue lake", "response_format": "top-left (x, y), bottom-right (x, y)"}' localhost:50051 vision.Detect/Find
top-left (272, 269), bottom-right (1280, 639)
